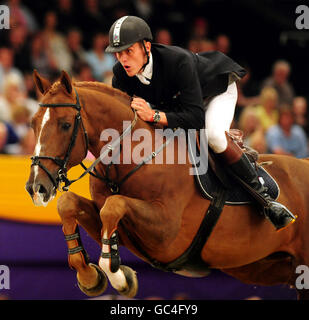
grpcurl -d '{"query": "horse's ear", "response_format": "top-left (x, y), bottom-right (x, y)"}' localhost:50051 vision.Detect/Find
top-left (60, 70), bottom-right (72, 94)
top-left (33, 70), bottom-right (51, 94)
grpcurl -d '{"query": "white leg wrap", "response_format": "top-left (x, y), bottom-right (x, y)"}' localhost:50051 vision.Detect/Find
top-left (99, 231), bottom-right (127, 291)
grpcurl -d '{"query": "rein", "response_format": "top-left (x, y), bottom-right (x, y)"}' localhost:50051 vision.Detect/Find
top-left (31, 87), bottom-right (172, 194)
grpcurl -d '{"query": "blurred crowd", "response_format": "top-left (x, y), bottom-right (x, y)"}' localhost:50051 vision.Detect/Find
top-left (0, 0), bottom-right (308, 159)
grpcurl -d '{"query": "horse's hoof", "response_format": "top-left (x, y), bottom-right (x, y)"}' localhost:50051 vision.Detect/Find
top-left (117, 265), bottom-right (138, 298)
top-left (77, 263), bottom-right (108, 297)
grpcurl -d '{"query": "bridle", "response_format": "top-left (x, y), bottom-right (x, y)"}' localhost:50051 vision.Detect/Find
top-left (31, 87), bottom-right (139, 193)
top-left (31, 87), bottom-right (172, 194)
top-left (31, 88), bottom-right (90, 191)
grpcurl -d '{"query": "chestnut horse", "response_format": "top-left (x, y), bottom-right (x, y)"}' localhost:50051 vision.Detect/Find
top-left (26, 71), bottom-right (309, 299)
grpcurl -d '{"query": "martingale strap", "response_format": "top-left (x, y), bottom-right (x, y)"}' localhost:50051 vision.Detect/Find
top-left (31, 87), bottom-right (176, 195)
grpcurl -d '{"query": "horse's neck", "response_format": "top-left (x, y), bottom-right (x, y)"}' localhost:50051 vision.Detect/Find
top-left (80, 87), bottom-right (144, 158)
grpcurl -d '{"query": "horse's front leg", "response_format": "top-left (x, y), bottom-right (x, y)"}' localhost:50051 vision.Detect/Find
top-left (99, 194), bottom-right (158, 298)
top-left (57, 192), bottom-right (108, 297)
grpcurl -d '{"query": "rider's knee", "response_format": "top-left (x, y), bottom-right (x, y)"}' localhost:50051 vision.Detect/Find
top-left (207, 129), bottom-right (227, 153)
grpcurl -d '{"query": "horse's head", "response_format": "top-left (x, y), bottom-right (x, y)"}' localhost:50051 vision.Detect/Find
top-left (26, 70), bottom-right (88, 206)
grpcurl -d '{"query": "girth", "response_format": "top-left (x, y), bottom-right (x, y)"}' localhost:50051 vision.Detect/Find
top-left (120, 182), bottom-right (227, 274)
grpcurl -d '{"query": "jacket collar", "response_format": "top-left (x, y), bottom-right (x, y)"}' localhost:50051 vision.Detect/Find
top-left (136, 52), bottom-right (153, 85)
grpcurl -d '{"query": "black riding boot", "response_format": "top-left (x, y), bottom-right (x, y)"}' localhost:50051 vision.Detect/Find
top-left (218, 133), bottom-right (297, 230)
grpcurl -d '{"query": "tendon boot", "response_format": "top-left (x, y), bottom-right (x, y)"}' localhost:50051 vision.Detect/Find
top-left (217, 133), bottom-right (297, 230)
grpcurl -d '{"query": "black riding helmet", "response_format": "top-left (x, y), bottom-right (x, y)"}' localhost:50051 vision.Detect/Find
top-left (105, 16), bottom-right (153, 53)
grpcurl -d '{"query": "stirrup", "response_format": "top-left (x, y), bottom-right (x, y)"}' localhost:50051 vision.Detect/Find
top-left (263, 201), bottom-right (297, 231)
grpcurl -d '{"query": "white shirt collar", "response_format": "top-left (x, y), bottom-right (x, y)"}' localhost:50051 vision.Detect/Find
top-left (136, 52), bottom-right (153, 85)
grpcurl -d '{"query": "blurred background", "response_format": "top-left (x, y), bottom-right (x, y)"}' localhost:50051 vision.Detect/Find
top-left (0, 0), bottom-right (308, 300)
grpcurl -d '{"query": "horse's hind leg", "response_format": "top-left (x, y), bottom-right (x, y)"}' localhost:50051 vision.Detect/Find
top-left (57, 191), bottom-right (108, 297)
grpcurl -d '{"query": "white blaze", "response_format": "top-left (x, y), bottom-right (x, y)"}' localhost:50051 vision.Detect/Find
top-left (33, 108), bottom-right (50, 184)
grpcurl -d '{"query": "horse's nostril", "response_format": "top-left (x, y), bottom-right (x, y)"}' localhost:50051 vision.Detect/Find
top-left (38, 184), bottom-right (47, 194)
top-left (26, 184), bottom-right (34, 196)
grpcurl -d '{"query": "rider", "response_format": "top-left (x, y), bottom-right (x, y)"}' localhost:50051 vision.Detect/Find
top-left (105, 15), bottom-right (296, 230)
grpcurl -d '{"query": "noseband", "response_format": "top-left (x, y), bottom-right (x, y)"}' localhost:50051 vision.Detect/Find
top-left (31, 88), bottom-right (89, 191)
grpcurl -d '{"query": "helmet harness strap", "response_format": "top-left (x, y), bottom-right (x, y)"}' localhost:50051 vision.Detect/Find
top-left (139, 40), bottom-right (150, 73)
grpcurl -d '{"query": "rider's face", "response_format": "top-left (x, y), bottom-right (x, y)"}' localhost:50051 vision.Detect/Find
top-left (115, 42), bottom-right (151, 77)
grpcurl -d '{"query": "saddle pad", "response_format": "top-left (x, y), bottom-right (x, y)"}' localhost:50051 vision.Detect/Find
top-left (188, 139), bottom-right (279, 205)
top-left (194, 163), bottom-right (279, 205)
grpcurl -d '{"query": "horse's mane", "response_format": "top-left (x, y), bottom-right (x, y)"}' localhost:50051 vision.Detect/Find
top-left (73, 81), bottom-right (131, 107)
top-left (47, 79), bottom-right (132, 111)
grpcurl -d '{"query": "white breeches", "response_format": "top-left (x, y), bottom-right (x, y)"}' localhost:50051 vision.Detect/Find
top-left (205, 81), bottom-right (238, 153)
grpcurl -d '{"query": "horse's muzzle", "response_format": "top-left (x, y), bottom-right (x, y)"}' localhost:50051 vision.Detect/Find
top-left (26, 178), bottom-right (56, 207)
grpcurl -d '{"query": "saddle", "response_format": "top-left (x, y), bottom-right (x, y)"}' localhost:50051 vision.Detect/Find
top-left (189, 129), bottom-right (280, 205)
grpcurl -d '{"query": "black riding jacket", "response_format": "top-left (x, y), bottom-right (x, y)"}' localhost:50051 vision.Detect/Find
top-left (112, 43), bottom-right (246, 130)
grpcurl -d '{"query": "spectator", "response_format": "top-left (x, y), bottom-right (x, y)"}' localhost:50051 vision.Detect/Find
top-left (152, 0), bottom-right (188, 46)
top-left (0, 122), bottom-right (8, 151)
top-left (254, 87), bottom-right (279, 132)
top-left (199, 39), bottom-right (216, 52)
top-left (8, 0), bottom-right (39, 34)
top-left (9, 105), bottom-right (35, 154)
top-left (73, 62), bottom-right (95, 82)
top-left (190, 17), bottom-right (209, 41)
top-left (0, 47), bottom-right (24, 94)
top-left (0, 73), bottom-right (37, 122)
top-left (132, 0), bottom-right (153, 22)
top-left (67, 28), bottom-right (87, 76)
top-left (262, 60), bottom-right (295, 105)
top-left (187, 39), bottom-right (199, 53)
top-left (41, 11), bottom-right (73, 73)
top-left (0, 121), bottom-right (20, 154)
top-left (155, 29), bottom-right (173, 45)
top-left (215, 34), bottom-right (230, 55)
top-left (85, 33), bottom-right (116, 83)
top-left (238, 106), bottom-right (267, 154)
top-left (0, 73), bottom-right (36, 154)
top-left (7, 25), bottom-right (32, 73)
top-left (236, 63), bottom-right (260, 109)
top-left (266, 107), bottom-right (308, 158)
top-left (23, 72), bottom-right (38, 100)
top-left (55, 0), bottom-right (77, 34)
top-left (187, 39), bottom-right (215, 53)
top-left (30, 32), bottom-right (57, 80)
top-left (292, 96), bottom-right (309, 136)
top-left (78, 0), bottom-right (111, 48)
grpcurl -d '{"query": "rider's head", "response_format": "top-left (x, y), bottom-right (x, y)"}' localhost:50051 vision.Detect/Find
top-left (105, 16), bottom-right (153, 77)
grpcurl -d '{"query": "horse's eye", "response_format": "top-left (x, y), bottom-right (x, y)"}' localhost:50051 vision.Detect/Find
top-left (61, 122), bottom-right (71, 131)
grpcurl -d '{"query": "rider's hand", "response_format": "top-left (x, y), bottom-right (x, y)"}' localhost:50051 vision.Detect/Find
top-left (131, 97), bottom-right (154, 122)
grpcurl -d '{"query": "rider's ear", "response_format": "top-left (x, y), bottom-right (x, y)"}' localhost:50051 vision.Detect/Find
top-left (60, 70), bottom-right (72, 94)
top-left (146, 41), bottom-right (151, 54)
top-left (33, 70), bottom-right (51, 94)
